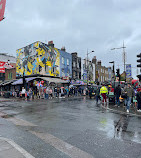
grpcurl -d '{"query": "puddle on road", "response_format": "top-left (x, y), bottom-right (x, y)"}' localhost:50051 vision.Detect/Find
top-left (97, 114), bottom-right (141, 144)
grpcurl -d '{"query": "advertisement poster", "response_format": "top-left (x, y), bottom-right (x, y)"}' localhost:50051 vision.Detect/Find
top-left (126, 64), bottom-right (132, 78)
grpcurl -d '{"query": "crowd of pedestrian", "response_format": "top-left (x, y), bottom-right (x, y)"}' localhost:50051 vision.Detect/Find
top-left (0, 86), bottom-right (87, 101)
top-left (1, 81), bottom-right (141, 114)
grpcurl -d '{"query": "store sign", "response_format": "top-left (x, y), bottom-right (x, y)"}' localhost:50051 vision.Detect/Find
top-left (0, 0), bottom-right (6, 21)
top-left (0, 62), bottom-right (5, 73)
top-left (0, 61), bottom-right (13, 73)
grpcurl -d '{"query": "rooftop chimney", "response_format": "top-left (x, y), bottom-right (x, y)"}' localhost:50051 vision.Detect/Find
top-left (97, 60), bottom-right (101, 66)
top-left (92, 56), bottom-right (97, 64)
top-left (61, 46), bottom-right (66, 52)
top-left (48, 41), bottom-right (54, 48)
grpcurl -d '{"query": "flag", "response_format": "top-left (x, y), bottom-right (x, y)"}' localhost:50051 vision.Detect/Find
top-left (0, 0), bottom-right (6, 21)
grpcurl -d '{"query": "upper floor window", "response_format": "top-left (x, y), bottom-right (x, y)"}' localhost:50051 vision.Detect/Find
top-left (67, 59), bottom-right (69, 66)
top-left (73, 61), bottom-right (76, 67)
top-left (62, 57), bottom-right (64, 64)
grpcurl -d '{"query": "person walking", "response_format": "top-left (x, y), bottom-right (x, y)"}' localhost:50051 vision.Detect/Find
top-left (114, 85), bottom-right (121, 107)
top-left (136, 88), bottom-right (141, 112)
top-left (124, 83), bottom-right (135, 113)
top-left (100, 84), bottom-right (108, 105)
top-left (95, 86), bottom-right (100, 104)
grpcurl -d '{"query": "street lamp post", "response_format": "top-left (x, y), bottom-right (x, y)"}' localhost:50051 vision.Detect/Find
top-left (111, 42), bottom-right (126, 82)
top-left (86, 50), bottom-right (94, 88)
top-left (109, 61), bottom-right (115, 88)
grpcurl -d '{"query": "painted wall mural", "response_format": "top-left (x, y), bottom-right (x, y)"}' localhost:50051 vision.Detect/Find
top-left (16, 41), bottom-right (60, 77)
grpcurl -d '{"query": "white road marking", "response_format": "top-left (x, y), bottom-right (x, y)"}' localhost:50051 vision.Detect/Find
top-left (6, 117), bottom-right (37, 127)
top-left (0, 111), bottom-right (94, 157)
top-left (30, 131), bottom-right (94, 158)
top-left (0, 137), bottom-right (35, 158)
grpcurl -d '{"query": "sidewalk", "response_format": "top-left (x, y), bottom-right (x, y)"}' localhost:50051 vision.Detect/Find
top-left (0, 137), bottom-right (34, 158)
top-left (104, 102), bottom-right (141, 117)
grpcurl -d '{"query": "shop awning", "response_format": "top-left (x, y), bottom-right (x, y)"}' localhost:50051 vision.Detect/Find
top-left (2, 79), bottom-right (17, 86)
top-left (11, 77), bottom-right (37, 85)
top-left (40, 77), bottom-right (69, 84)
top-left (12, 78), bottom-right (23, 85)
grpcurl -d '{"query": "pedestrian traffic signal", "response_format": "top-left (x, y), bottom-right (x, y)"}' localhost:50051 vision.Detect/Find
top-left (137, 53), bottom-right (141, 68)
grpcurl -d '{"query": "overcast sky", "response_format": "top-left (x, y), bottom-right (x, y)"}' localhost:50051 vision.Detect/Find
top-left (0, 0), bottom-right (141, 78)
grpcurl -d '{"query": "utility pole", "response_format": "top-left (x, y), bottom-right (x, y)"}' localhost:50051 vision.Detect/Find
top-left (87, 49), bottom-right (88, 88)
top-left (122, 41), bottom-right (126, 82)
top-left (111, 41), bottom-right (126, 82)
top-left (86, 50), bottom-right (94, 88)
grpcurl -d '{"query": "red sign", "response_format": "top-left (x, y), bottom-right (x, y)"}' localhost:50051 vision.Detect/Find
top-left (0, 62), bottom-right (5, 73)
top-left (0, 61), bottom-right (13, 73)
top-left (0, 0), bottom-right (6, 21)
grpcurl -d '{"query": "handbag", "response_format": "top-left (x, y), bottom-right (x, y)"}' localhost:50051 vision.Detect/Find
top-left (121, 93), bottom-right (127, 99)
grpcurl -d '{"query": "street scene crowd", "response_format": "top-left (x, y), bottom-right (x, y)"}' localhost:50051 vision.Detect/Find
top-left (1, 80), bottom-right (141, 114)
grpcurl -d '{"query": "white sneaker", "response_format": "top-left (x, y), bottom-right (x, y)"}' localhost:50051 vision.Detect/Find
top-left (137, 109), bottom-right (141, 112)
top-left (127, 109), bottom-right (129, 113)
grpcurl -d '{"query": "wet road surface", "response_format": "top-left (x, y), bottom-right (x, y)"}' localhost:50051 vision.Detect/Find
top-left (0, 97), bottom-right (141, 158)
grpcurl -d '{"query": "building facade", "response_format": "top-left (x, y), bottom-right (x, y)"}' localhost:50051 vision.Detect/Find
top-left (92, 56), bottom-right (110, 83)
top-left (82, 58), bottom-right (95, 82)
top-left (71, 52), bottom-right (81, 80)
top-left (5, 68), bottom-right (16, 80)
top-left (0, 53), bottom-right (16, 81)
top-left (58, 47), bottom-right (72, 79)
top-left (16, 41), bottom-right (72, 79)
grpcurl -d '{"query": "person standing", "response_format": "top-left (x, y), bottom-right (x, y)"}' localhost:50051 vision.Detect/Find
top-left (136, 88), bottom-right (141, 112)
top-left (114, 85), bottom-right (121, 107)
top-left (100, 84), bottom-right (108, 104)
top-left (95, 86), bottom-right (100, 104)
top-left (124, 83), bottom-right (135, 113)
top-left (21, 87), bottom-right (26, 98)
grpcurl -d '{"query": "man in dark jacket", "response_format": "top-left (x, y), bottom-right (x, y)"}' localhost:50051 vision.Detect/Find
top-left (114, 85), bottom-right (121, 107)
top-left (136, 89), bottom-right (141, 112)
top-left (124, 83), bottom-right (135, 113)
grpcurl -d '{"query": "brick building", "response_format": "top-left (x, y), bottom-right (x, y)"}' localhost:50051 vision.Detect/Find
top-left (71, 52), bottom-right (81, 80)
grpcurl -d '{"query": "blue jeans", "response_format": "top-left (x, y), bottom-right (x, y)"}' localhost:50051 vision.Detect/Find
top-left (96, 96), bottom-right (99, 103)
top-left (116, 95), bottom-right (120, 106)
top-left (127, 97), bottom-right (132, 110)
top-left (45, 93), bottom-right (48, 99)
top-left (124, 98), bottom-right (127, 106)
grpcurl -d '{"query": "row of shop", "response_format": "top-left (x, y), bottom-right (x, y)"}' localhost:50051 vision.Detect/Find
top-left (0, 77), bottom-right (69, 91)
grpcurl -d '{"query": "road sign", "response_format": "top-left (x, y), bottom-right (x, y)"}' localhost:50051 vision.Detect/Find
top-left (126, 64), bottom-right (132, 78)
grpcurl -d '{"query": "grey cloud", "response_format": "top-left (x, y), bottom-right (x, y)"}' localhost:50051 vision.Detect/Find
top-left (0, 0), bottom-right (141, 78)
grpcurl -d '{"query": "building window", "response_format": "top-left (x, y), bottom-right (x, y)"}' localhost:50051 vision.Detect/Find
top-left (62, 57), bottom-right (64, 64)
top-left (8, 72), bottom-right (12, 80)
top-left (62, 69), bottom-right (65, 77)
top-left (73, 71), bottom-right (75, 78)
top-left (45, 65), bottom-right (49, 73)
top-left (53, 67), bottom-right (56, 73)
top-left (73, 61), bottom-right (76, 67)
top-left (67, 59), bottom-right (69, 66)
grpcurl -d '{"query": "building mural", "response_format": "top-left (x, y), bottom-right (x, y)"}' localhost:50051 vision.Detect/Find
top-left (16, 41), bottom-right (60, 77)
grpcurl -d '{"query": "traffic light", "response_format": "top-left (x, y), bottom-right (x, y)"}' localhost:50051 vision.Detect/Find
top-left (137, 53), bottom-right (141, 68)
top-left (116, 69), bottom-right (120, 77)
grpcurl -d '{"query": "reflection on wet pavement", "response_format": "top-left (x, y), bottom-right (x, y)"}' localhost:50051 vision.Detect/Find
top-left (1, 98), bottom-right (141, 145)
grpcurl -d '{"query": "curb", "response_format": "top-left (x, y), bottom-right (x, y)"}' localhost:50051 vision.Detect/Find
top-left (101, 104), bottom-right (141, 117)
top-left (0, 137), bottom-right (35, 158)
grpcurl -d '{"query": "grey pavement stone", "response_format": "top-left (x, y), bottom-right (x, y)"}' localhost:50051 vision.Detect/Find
top-left (0, 139), bottom-right (25, 158)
